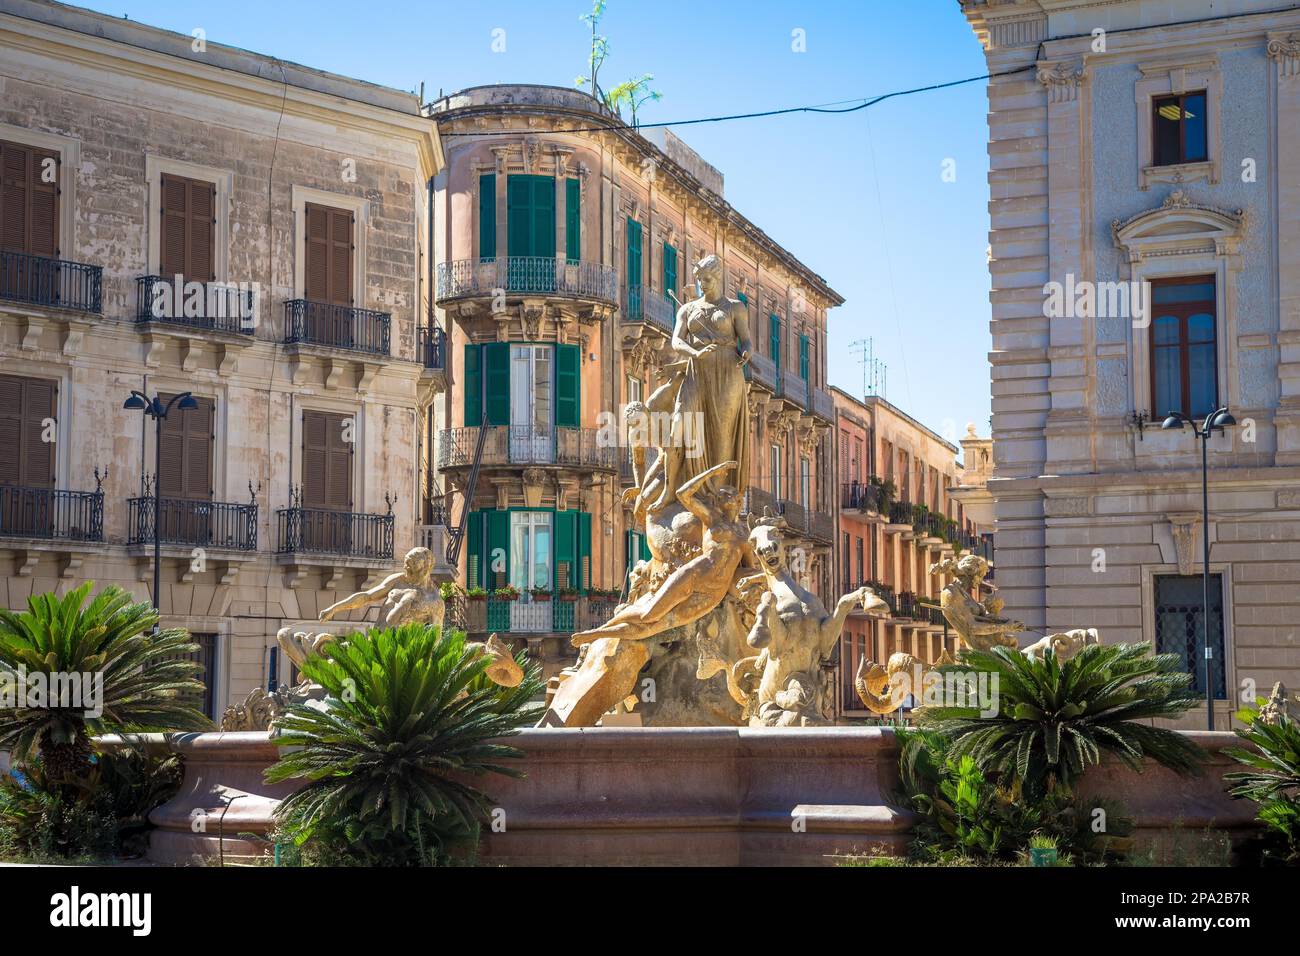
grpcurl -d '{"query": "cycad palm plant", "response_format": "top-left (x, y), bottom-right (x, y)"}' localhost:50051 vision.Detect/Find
top-left (266, 623), bottom-right (543, 866)
top-left (0, 583), bottom-right (210, 785)
top-left (918, 642), bottom-right (1204, 800)
top-left (1225, 699), bottom-right (1300, 864)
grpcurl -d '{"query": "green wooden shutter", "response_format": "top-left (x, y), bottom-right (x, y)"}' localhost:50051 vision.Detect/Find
top-left (533, 176), bottom-right (555, 258)
top-left (483, 342), bottom-right (510, 426)
top-left (486, 509), bottom-right (510, 590)
top-left (467, 510), bottom-right (483, 589)
top-left (478, 173), bottom-right (496, 260)
top-left (554, 509), bottom-right (577, 591)
top-left (463, 344), bottom-right (482, 427)
top-left (507, 175), bottom-right (528, 258)
top-left (578, 511), bottom-right (592, 592)
top-left (638, 533), bottom-right (651, 563)
top-left (799, 334), bottom-right (809, 381)
top-left (508, 174), bottom-right (555, 258)
top-left (565, 178), bottom-right (580, 262)
top-left (769, 315), bottom-right (781, 373)
top-left (626, 218), bottom-right (642, 287)
top-left (663, 242), bottom-right (677, 301)
top-left (555, 343), bottom-right (580, 428)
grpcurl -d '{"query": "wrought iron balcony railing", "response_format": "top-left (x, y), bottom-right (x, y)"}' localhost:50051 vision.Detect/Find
top-left (436, 426), bottom-right (618, 471)
top-left (418, 325), bottom-right (446, 370)
top-left (276, 506), bottom-right (393, 559)
top-left (437, 257), bottom-right (618, 305)
top-left (0, 250), bottom-right (102, 313)
top-left (621, 284), bottom-right (675, 334)
top-left (283, 299), bottom-right (390, 356)
top-left (887, 500), bottom-right (914, 525)
top-left (0, 486), bottom-right (103, 541)
top-left (809, 385), bottom-right (835, 422)
top-left (747, 352), bottom-right (778, 392)
top-left (134, 276), bottom-right (255, 334)
top-left (127, 496), bottom-right (257, 551)
top-left (808, 509), bottom-right (834, 543)
top-left (458, 594), bottom-right (624, 635)
top-left (781, 369), bottom-right (809, 411)
top-left (842, 481), bottom-right (881, 512)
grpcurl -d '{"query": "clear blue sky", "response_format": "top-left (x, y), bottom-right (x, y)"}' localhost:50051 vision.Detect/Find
top-left (79, 0), bottom-right (993, 446)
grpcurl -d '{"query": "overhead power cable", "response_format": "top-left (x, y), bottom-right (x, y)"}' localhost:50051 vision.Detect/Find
top-left (437, 64), bottom-right (1037, 135)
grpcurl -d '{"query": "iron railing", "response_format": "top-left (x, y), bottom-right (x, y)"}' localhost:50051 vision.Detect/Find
top-left (748, 352), bottom-right (778, 392)
top-left (437, 257), bottom-right (618, 304)
top-left (622, 284), bottom-right (675, 333)
top-left (135, 276), bottom-right (255, 333)
top-left (809, 385), bottom-right (835, 422)
top-left (743, 486), bottom-right (778, 520)
top-left (0, 250), bottom-right (102, 313)
top-left (781, 369), bottom-right (809, 410)
top-left (887, 500), bottom-right (914, 525)
top-left (127, 496), bottom-right (257, 550)
top-left (283, 299), bottom-right (390, 355)
top-left (436, 426), bottom-right (617, 471)
top-left (0, 486), bottom-right (103, 541)
top-left (276, 507), bottom-right (393, 559)
top-left (808, 509), bottom-right (834, 543)
top-left (460, 594), bottom-right (623, 634)
top-left (418, 325), bottom-right (445, 370)
top-left (842, 481), bottom-right (881, 512)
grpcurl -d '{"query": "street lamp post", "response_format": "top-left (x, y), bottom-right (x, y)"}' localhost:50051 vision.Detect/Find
top-left (1161, 405), bottom-right (1236, 730)
top-left (124, 390), bottom-right (198, 626)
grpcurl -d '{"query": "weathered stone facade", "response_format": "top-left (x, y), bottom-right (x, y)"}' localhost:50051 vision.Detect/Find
top-left (0, 1), bottom-right (442, 719)
top-left (962, 0), bottom-right (1300, 727)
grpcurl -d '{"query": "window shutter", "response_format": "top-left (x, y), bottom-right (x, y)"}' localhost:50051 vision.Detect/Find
top-left (485, 509), bottom-right (510, 590)
top-left (769, 315), bottom-right (781, 372)
top-left (160, 173), bottom-right (188, 277)
top-left (160, 173), bottom-right (215, 280)
top-left (479, 173), bottom-right (496, 260)
top-left (533, 176), bottom-right (555, 259)
top-left (483, 342), bottom-right (510, 426)
top-left (507, 175), bottom-right (556, 259)
top-left (0, 375), bottom-right (23, 485)
top-left (29, 147), bottom-right (58, 258)
top-left (663, 242), bottom-right (676, 301)
top-left (0, 142), bottom-right (30, 253)
top-left (555, 343), bottom-right (580, 428)
top-left (507, 176), bottom-right (529, 258)
top-left (638, 532), bottom-right (651, 563)
top-left (463, 343), bottom-right (482, 427)
top-left (189, 180), bottom-right (215, 282)
top-left (326, 413), bottom-right (353, 510)
top-left (329, 208), bottom-right (353, 305)
top-left (578, 511), bottom-right (592, 592)
top-left (626, 218), bottom-right (642, 287)
top-left (0, 375), bottom-right (55, 489)
top-left (554, 509), bottom-right (577, 591)
top-left (799, 334), bottom-right (809, 381)
top-left (305, 204), bottom-right (330, 301)
top-left (467, 510), bottom-right (483, 589)
top-left (184, 397), bottom-right (214, 500)
top-left (565, 178), bottom-right (580, 262)
top-left (301, 411), bottom-right (351, 511)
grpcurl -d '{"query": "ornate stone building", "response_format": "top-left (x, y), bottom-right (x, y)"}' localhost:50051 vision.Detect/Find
top-left (962, 0), bottom-right (1300, 726)
top-left (426, 86), bottom-right (840, 680)
top-left (0, 1), bottom-right (443, 719)
top-left (830, 387), bottom-right (993, 718)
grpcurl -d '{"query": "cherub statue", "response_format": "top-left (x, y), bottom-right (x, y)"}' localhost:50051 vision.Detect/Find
top-left (930, 553), bottom-right (1023, 651)
top-left (320, 546), bottom-right (445, 630)
top-left (571, 460), bottom-right (748, 645)
top-left (730, 519), bottom-right (890, 726)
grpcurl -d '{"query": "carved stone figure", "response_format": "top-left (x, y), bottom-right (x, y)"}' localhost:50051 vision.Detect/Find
top-left (853, 652), bottom-right (930, 716)
top-left (1021, 628), bottom-right (1099, 662)
top-left (730, 520), bottom-right (889, 726)
top-left (320, 546), bottom-right (446, 630)
top-left (930, 553), bottom-right (1024, 651)
top-left (1258, 682), bottom-right (1300, 726)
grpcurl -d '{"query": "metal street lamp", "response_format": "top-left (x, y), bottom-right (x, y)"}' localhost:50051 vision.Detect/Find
top-left (124, 390), bottom-right (198, 627)
top-left (1161, 405), bottom-right (1236, 730)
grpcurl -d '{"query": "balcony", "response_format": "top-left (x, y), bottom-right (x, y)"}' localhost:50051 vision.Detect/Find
top-left (842, 481), bottom-right (881, 513)
top-left (276, 506), bottom-right (393, 560)
top-left (781, 369), bottom-right (809, 411)
top-left (459, 594), bottom-right (623, 635)
top-left (809, 385), bottom-right (835, 423)
top-left (748, 352), bottom-right (778, 392)
top-left (127, 496), bottom-right (257, 551)
top-left (436, 257), bottom-right (618, 306)
top-left (622, 285), bottom-right (675, 334)
top-left (0, 486), bottom-right (103, 542)
top-left (417, 325), bottom-right (445, 370)
top-left (846, 579), bottom-right (895, 616)
top-left (283, 299), bottom-right (390, 356)
top-left (134, 276), bottom-right (255, 334)
top-left (437, 426), bottom-right (618, 472)
top-left (0, 250), bottom-right (102, 314)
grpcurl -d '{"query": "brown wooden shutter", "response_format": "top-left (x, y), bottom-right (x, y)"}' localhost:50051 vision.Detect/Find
top-left (160, 173), bottom-right (215, 280)
top-left (0, 141), bottom-right (59, 256)
top-left (157, 394), bottom-right (213, 501)
top-left (300, 410), bottom-right (353, 511)
top-left (0, 374), bottom-right (55, 488)
top-left (304, 203), bottom-right (353, 305)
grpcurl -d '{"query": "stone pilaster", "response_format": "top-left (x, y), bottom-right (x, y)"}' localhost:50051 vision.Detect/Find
top-left (1270, 33), bottom-right (1300, 462)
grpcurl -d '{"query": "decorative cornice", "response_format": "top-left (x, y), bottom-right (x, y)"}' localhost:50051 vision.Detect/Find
top-left (1036, 61), bottom-right (1085, 103)
top-left (1268, 33), bottom-right (1300, 76)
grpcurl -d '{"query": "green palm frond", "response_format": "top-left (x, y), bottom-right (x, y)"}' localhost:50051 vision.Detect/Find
top-left (918, 641), bottom-right (1203, 799)
top-left (267, 623), bottom-right (543, 866)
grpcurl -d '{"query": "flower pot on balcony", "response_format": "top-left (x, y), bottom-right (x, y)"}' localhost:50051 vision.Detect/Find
top-left (530, 590), bottom-right (553, 602)
top-left (557, 590), bottom-right (580, 602)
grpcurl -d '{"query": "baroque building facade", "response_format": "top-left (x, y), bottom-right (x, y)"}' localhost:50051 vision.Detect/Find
top-left (425, 85), bottom-right (840, 682)
top-left (0, 1), bottom-right (443, 719)
top-left (962, 0), bottom-right (1300, 726)
top-left (830, 387), bottom-right (994, 718)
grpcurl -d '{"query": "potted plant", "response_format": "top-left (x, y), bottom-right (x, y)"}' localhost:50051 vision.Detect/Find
top-left (493, 585), bottom-right (521, 602)
top-left (439, 581), bottom-right (464, 602)
top-left (465, 586), bottom-right (488, 603)
top-left (1027, 834), bottom-right (1060, 867)
top-left (529, 587), bottom-right (552, 602)
top-left (557, 587), bottom-right (580, 602)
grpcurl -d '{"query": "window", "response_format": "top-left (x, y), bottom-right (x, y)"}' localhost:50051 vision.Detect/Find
top-left (304, 203), bottom-right (353, 306)
top-left (157, 394), bottom-right (214, 543)
top-left (769, 314), bottom-right (781, 371)
top-left (507, 174), bottom-right (555, 258)
top-left (160, 173), bottom-right (215, 282)
top-left (0, 373), bottom-right (55, 490)
top-left (174, 632), bottom-right (218, 719)
top-left (626, 374), bottom-right (643, 405)
top-left (301, 410), bottom-right (353, 511)
top-left (565, 178), bottom-right (580, 263)
top-left (463, 342), bottom-right (579, 432)
top-left (1153, 92), bottom-right (1207, 167)
top-left (663, 242), bottom-right (677, 302)
top-left (800, 456), bottom-right (810, 509)
top-left (510, 511), bottom-right (553, 591)
top-left (841, 531), bottom-right (851, 588)
top-left (1150, 277), bottom-right (1217, 418)
top-left (770, 443), bottom-right (783, 499)
top-left (0, 139), bottom-right (59, 257)
top-left (799, 333), bottom-right (809, 381)
top-left (1155, 573), bottom-right (1226, 699)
